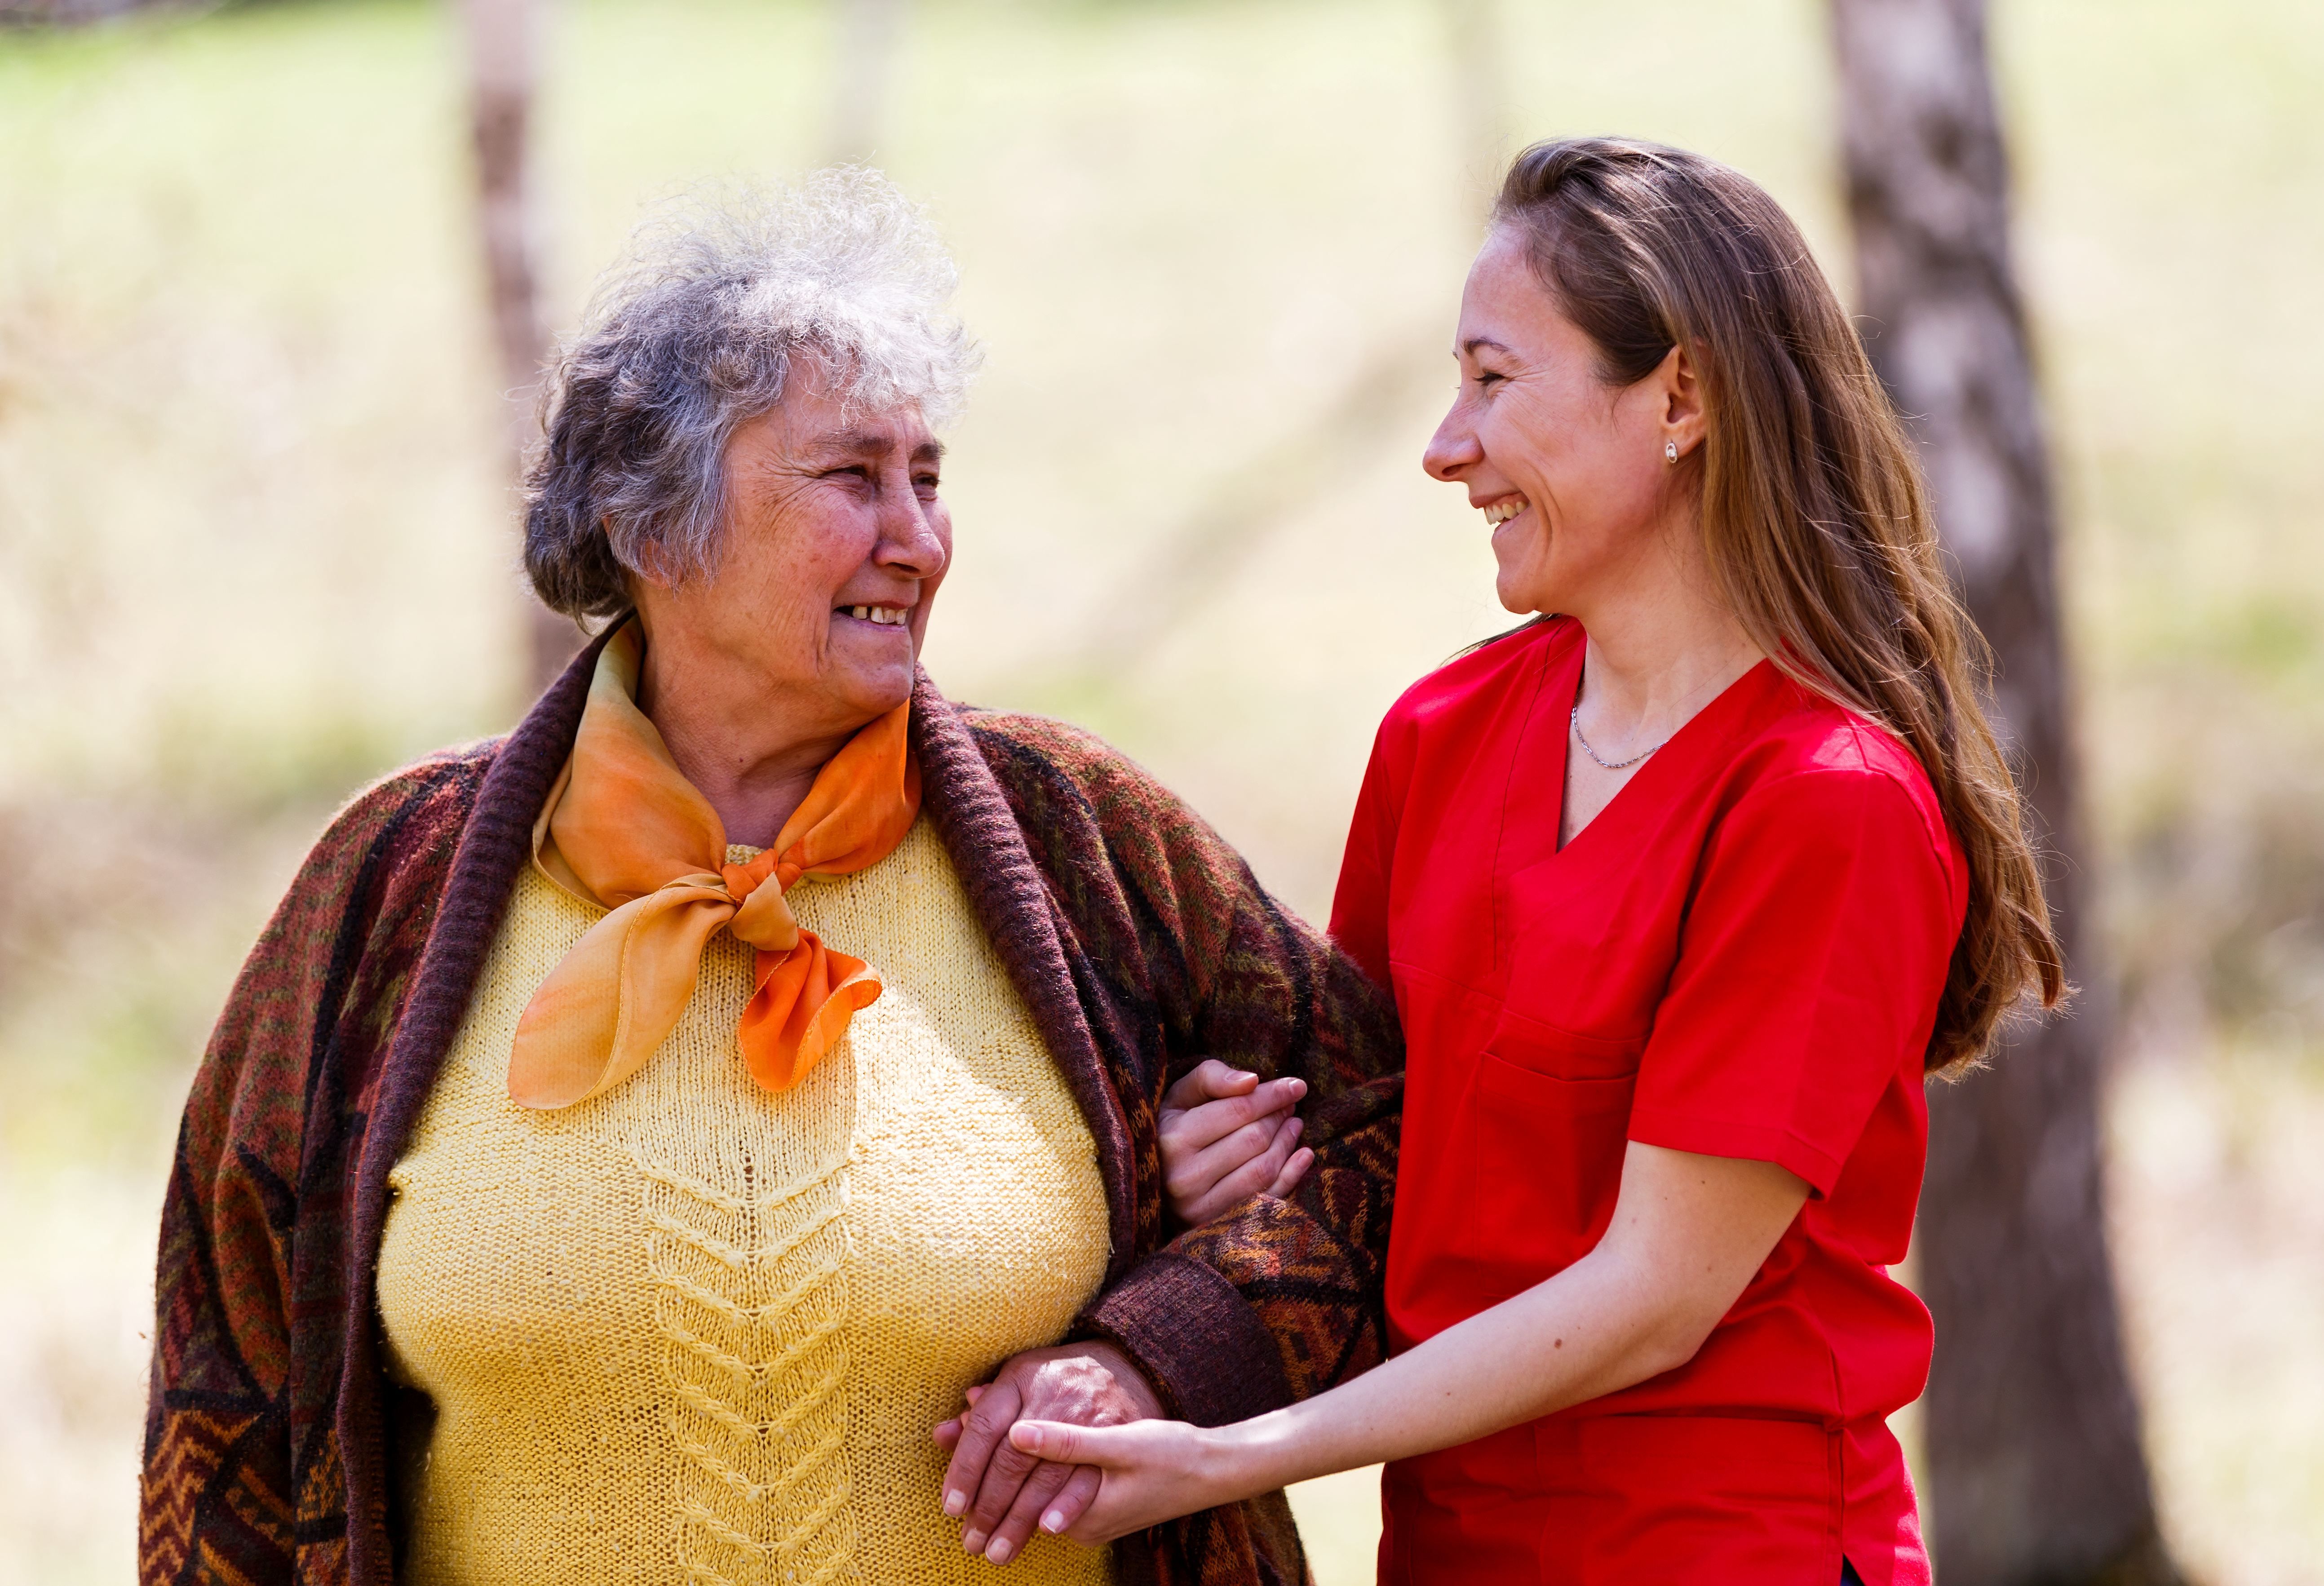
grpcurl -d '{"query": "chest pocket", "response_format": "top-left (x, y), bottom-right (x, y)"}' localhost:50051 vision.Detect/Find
top-left (1461, 1009), bottom-right (1643, 1296)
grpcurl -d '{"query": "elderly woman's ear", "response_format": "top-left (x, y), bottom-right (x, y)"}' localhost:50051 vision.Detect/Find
top-left (619, 528), bottom-right (676, 594)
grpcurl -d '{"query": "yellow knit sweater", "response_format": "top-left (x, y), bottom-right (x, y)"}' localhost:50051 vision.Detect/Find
top-left (377, 818), bottom-right (1115, 1586)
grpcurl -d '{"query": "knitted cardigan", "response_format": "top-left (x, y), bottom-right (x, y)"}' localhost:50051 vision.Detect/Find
top-left (141, 629), bottom-right (1404, 1586)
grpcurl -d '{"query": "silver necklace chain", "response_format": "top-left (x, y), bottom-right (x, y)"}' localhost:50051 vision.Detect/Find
top-left (1570, 701), bottom-right (1668, 771)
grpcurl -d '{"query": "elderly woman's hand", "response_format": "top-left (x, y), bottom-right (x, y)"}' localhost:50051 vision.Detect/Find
top-left (1160, 1059), bottom-right (1313, 1227)
top-left (932, 1340), bottom-right (1163, 1564)
top-left (927, 1064), bottom-right (1309, 1566)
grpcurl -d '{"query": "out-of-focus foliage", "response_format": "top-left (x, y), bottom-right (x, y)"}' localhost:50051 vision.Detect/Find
top-left (0, 1), bottom-right (2319, 1582)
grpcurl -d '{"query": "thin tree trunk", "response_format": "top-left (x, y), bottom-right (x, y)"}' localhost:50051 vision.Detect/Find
top-left (1829, 4), bottom-right (2182, 1583)
top-left (1067, 333), bottom-right (1448, 682)
top-left (1439, 0), bottom-right (1511, 213)
top-left (825, 0), bottom-right (908, 167)
top-left (1054, 0), bottom-right (1504, 683)
top-left (455, 0), bottom-right (575, 693)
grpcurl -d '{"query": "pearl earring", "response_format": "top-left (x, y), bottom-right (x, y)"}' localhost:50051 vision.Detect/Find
top-left (1664, 440), bottom-right (1678, 465)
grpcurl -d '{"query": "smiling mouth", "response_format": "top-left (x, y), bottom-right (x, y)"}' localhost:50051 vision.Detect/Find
top-left (1482, 497), bottom-right (1529, 526)
top-left (838, 604), bottom-right (912, 627)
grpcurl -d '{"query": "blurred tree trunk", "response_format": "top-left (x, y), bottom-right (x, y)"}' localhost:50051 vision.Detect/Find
top-left (1061, 0), bottom-right (1504, 681)
top-left (1439, 0), bottom-right (1510, 213)
top-left (455, 0), bottom-right (577, 693)
top-left (826, 0), bottom-right (908, 166)
top-left (1829, 4), bottom-right (2184, 1584)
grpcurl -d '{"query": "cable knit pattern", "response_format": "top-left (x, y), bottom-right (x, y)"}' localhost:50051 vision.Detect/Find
top-left (644, 1143), bottom-right (855, 1586)
top-left (379, 827), bottom-right (1111, 1585)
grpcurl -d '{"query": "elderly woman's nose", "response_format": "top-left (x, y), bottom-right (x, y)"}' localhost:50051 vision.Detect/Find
top-left (873, 493), bottom-right (948, 575)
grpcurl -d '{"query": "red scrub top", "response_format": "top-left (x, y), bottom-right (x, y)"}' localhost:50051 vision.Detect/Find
top-left (1330, 618), bottom-right (1964, 1586)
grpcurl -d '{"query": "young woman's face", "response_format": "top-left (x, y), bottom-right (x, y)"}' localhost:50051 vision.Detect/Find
top-left (1423, 228), bottom-right (1690, 619)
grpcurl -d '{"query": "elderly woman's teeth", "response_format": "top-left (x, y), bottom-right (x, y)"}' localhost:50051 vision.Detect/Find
top-left (845, 605), bottom-right (909, 625)
top-left (1483, 499), bottom-right (1528, 526)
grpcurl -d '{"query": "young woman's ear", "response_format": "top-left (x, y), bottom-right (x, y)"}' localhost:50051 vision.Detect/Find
top-left (1655, 341), bottom-right (1709, 461)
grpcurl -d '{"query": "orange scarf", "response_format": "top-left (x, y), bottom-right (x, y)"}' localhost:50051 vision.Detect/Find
top-left (507, 623), bottom-right (921, 1110)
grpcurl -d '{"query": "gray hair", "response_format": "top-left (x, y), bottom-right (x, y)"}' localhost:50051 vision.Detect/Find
top-left (523, 168), bottom-right (979, 617)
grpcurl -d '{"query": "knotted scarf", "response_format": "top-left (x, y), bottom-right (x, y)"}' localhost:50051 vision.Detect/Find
top-left (506, 623), bottom-right (921, 1109)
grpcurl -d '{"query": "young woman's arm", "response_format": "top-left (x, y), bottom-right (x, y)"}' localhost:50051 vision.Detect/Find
top-left (1012, 1139), bottom-right (1810, 1544)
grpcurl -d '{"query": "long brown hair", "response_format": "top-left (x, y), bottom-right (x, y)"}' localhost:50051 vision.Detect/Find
top-left (1493, 136), bottom-right (2063, 1073)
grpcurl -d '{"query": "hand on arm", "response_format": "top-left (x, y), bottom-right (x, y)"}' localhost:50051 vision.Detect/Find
top-left (1010, 1142), bottom-right (1812, 1542)
top-left (930, 1340), bottom-right (1163, 1564)
top-left (926, 1069), bottom-right (1318, 1564)
top-left (1158, 1059), bottom-right (1314, 1227)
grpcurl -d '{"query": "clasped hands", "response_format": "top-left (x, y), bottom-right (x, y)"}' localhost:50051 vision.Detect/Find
top-left (931, 1060), bottom-right (1310, 1563)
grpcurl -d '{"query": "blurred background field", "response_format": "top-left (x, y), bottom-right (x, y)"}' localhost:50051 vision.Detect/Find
top-left (2, 0), bottom-right (2320, 1581)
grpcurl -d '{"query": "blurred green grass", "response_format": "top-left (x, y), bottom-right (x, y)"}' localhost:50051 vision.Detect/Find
top-left (1, 0), bottom-right (2320, 1581)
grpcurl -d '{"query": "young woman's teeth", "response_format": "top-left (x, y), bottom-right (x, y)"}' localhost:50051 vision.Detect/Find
top-left (1483, 499), bottom-right (1528, 526)
top-left (845, 605), bottom-right (908, 626)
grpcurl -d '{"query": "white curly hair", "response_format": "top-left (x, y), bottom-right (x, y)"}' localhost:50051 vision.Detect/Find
top-left (523, 168), bottom-right (980, 617)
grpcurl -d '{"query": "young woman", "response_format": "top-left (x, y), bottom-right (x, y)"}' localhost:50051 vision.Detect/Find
top-left (1000, 137), bottom-right (2063, 1584)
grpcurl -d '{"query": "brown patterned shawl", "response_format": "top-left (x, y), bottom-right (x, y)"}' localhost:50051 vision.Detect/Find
top-left (140, 629), bottom-right (1403, 1586)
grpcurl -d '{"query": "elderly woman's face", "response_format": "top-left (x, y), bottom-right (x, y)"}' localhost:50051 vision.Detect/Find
top-left (638, 381), bottom-right (952, 731)
top-left (1424, 229), bottom-right (1692, 619)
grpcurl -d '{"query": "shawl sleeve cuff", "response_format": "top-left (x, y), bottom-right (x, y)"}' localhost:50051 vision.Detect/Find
top-left (1072, 1252), bottom-right (1294, 1428)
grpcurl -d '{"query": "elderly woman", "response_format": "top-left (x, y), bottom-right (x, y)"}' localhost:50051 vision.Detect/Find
top-left (139, 172), bottom-right (1399, 1586)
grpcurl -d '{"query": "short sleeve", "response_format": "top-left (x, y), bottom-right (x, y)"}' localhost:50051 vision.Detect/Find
top-left (1328, 720), bottom-right (1403, 993)
top-left (1628, 763), bottom-right (1961, 1196)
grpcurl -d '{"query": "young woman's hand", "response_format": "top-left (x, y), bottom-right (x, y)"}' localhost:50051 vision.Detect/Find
top-left (990, 1143), bottom-right (1815, 1553)
top-left (1004, 1417), bottom-right (1240, 1544)
top-left (1158, 1059), bottom-right (1313, 1227)
top-left (931, 1342), bottom-right (1164, 1564)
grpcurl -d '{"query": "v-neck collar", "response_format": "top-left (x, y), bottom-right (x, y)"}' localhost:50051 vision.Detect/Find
top-left (1491, 623), bottom-right (1780, 890)
top-left (1552, 646), bottom-right (1779, 858)
top-left (1484, 625), bottom-right (1782, 985)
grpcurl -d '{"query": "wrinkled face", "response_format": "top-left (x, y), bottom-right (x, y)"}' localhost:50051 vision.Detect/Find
top-left (1424, 228), bottom-right (1685, 618)
top-left (636, 379), bottom-right (952, 732)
